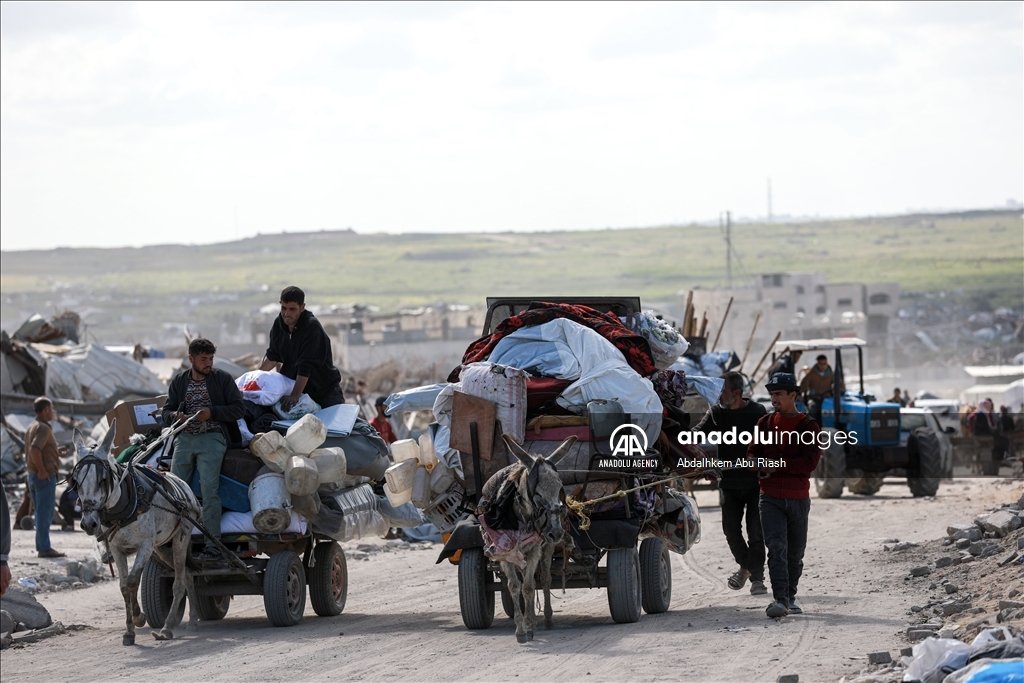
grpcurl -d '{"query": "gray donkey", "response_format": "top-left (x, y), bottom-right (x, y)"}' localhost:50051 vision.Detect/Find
top-left (494, 434), bottom-right (576, 643)
top-left (68, 421), bottom-right (201, 645)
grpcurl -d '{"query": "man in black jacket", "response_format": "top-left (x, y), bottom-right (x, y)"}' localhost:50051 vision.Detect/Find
top-left (260, 286), bottom-right (344, 410)
top-left (164, 338), bottom-right (244, 558)
top-left (693, 371), bottom-right (768, 595)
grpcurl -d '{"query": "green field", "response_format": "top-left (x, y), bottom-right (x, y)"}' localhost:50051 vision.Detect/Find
top-left (2, 211), bottom-right (1021, 337)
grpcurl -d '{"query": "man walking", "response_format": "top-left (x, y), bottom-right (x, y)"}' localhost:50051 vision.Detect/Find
top-left (25, 397), bottom-right (66, 558)
top-left (261, 286), bottom-right (344, 410)
top-left (693, 371), bottom-right (768, 596)
top-left (747, 372), bottom-right (822, 618)
top-left (165, 338), bottom-right (245, 560)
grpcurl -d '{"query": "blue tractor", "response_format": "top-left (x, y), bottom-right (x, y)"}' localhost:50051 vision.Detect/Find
top-left (771, 339), bottom-right (942, 498)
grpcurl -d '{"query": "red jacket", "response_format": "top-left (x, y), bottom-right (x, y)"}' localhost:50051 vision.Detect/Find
top-left (746, 413), bottom-right (822, 499)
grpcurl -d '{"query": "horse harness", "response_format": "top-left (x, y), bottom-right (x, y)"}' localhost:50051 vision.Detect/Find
top-left (69, 453), bottom-right (162, 542)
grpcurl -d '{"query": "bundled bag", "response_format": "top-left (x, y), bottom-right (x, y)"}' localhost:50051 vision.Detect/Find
top-left (631, 311), bottom-right (689, 370)
top-left (236, 370), bottom-right (296, 406)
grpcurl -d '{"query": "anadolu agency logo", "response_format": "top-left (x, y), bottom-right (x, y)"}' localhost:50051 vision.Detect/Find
top-left (596, 424), bottom-right (660, 470)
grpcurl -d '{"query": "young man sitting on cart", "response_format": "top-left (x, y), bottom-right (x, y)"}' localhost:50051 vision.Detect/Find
top-left (164, 338), bottom-right (245, 561)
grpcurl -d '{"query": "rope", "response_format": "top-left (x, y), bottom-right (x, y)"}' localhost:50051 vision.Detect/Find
top-left (564, 469), bottom-right (715, 530)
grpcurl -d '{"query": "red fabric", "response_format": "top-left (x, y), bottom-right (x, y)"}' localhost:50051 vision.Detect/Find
top-left (369, 416), bottom-right (397, 445)
top-left (747, 412), bottom-right (822, 500)
top-left (448, 302), bottom-right (656, 382)
top-left (525, 377), bottom-right (574, 413)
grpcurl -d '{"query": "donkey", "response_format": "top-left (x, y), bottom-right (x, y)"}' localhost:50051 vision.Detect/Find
top-left (68, 421), bottom-right (201, 645)
top-left (494, 434), bottom-right (576, 643)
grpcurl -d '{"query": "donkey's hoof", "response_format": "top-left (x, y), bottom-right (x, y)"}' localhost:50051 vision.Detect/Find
top-left (527, 630), bottom-right (535, 641)
top-left (516, 633), bottom-right (529, 644)
top-left (133, 613), bottom-right (147, 628)
top-left (153, 629), bottom-right (173, 641)
top-left (123, 634), bottom-right (136, 646)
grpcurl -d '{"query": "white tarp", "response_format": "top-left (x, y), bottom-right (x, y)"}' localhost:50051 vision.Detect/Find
top-left (41, 343), bottom-right (166, 401)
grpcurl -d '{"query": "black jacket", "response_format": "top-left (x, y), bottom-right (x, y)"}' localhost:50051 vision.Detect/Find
top-left (164, 367), bottom-right (245, 444)
top-left (265, 310), bottom-right (341, 400)
top-left (693, 400), bottom-right (768, 489)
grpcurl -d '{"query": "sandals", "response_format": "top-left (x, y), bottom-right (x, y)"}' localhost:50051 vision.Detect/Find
top-left (727, 571), bottom-right (748, 590)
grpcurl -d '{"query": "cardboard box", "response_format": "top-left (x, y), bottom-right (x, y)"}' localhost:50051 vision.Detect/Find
top-left (105, 395), bottom-right (167, 454)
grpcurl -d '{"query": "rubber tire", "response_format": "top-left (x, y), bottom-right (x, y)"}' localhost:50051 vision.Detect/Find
top-left (194, 594), bottom-right (230, 621)
top-left (308, 541), bottom-right (348, 617)
top-left (457, 548), bottom-right (494, 629)
top-left (907, 427), bottom-right (941, 497)
top-left (264, 551), bottom-right (306, 627)
top-left (814, 432), bottom-right (846, 499)
top-left (500, 584), bottom-right (522, 619)
top-left (846, 472), bottom-right (884, 496)
top-left (141, 557), bottom-right (185, 629)
top-left (639, 538), bottom-right (672, 614)
top-left (606, 547), bottom-right (642, 624)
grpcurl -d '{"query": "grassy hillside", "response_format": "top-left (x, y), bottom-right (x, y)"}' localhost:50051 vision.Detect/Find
top-left (1, 211), bottom-right (1021, 342)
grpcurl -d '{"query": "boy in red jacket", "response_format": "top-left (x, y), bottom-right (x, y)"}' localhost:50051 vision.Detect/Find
top-left (747, 372), bottom-right (822, 618)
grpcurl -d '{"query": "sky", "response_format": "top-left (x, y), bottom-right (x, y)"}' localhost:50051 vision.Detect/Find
top-left (1, 1), bottom-right (1021, 251)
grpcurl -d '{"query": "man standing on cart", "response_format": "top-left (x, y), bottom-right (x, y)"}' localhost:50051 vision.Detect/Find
top-left (260, 286), bottom-right (344, 410)
top-left (165, 338), bottom-right (245, 561)
top-left (748, 372), bottom-right (821, 618)
top-left (693, 371), bottom-right (768, 596)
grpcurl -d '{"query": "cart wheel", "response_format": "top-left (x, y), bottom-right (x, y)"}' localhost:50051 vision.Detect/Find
top-left (458, 548), bottom-right (494, 629)
top-left (195, 594), bottom-right (231, 621)
top-left (264, 551), bottom-right (306, 627)
top-left (500, 583), bottom-right (523, 619)
top-left (607, 547), bottom-right (641, 624)
top-left (308, 541), bottom-right (348, 617)
top-left (141, 557), bottom-right (185, 629)
top-left (639, 538), bottom-right (671, 614)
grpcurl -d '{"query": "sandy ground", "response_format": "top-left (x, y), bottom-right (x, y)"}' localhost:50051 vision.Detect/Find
top-left (3, 475), bottom-right (1022, 683)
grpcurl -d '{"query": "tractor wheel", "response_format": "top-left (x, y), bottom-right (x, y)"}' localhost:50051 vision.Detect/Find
top-left (639, 538), bottom-right (672, 614)
top-left (846, 471), bottom-right (884, 496)
top-left (907, 427), bottom-right (941, 497)
top-left (457, 548), bottom-right (494, 629)
top-left (141, 557), bottom-right (185, 629)
top-left (814, 431), bottom-right (846, 499)
top-left (606, 547), bottom-right (641, 624)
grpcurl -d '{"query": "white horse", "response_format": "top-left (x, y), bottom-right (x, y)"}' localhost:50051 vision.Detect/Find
top-left (68, 421), bottom-right (201, 645)
top-left (497, 434), bottom-right (575, 643)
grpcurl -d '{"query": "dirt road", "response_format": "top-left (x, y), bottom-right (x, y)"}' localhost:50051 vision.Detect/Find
top-left (3, 477), bottom-right (1020, 682)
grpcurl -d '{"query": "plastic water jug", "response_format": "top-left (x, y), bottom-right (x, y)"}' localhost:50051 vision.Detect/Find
top-left (391, 439), bottom-right (419, 463)
top-left (417, 434), bottom-right (438, 469)
top-left (284, 455), bottom-right (319, 497)
top-left (384, 480), bottom-right (412, 506)
top-left (291, 493), bottom-right (321, 519)
top-left (249, 431), bottom-right (291, 473)
top-left (410, 466), bottom-right (431, 508)
top-left (285, 414), bottom-right (327, 455)
top-left (385, 459), bottom-right (418, 494)
top-left (310, 447), bottom-right (347, 483)
top-left (429, 457), bottom-right (456, 495)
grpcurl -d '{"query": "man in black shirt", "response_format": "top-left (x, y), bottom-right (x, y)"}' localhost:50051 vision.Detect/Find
top-left (693, 371), bottom-right (768, 595)
top-left (261, 286), bottom-right (344, 410)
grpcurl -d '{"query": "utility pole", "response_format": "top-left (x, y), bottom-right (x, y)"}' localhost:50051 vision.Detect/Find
top-left (767, 178), bottom-right (773, 222)
top-left (725, 210), bottom-right (732, 289)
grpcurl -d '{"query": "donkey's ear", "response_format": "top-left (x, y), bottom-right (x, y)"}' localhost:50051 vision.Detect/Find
top-left (99, 419), bottom-right (118, 462)
top-left (502, 433), bottom-right (534, 468)
top-left (72, 428), bottom-right (87, 453)
top-left (546, 436), bottom-right (577, 467)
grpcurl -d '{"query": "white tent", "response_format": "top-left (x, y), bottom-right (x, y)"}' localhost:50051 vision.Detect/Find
top-left (960, 378), bottom-right (1024, 410)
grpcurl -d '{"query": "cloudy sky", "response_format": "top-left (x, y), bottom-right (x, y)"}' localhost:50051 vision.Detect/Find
top-left (1, 1), bottom-right (1021, 251)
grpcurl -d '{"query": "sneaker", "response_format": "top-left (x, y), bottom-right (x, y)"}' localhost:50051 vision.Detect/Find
top-left (38, 549), bottom-right (66, 559)
top-left (750, 580), bottom-right (768, 596)
top-left (766, 601), bottom-right (789, 618)
top-left (787, 601), bottom-right (803, 615)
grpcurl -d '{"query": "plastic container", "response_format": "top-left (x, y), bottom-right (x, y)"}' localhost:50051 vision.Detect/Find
top-left (429, 458), bottom-right (456, 495)
top-left (284, 455), bottom-right (319, 497)
top-left (285, 414), bottom-right (327, 455)
top-left (291, 493), bottom-right (321, 519)
top-left (249, 431), bottom-right (292, 473)
top-left (384, 481), bottom-right (412, 507)
top-left (248, 472), bottom-right (291, 533)
top-left (410, 466), bottom-right (431, 508)
top-left (385, 459), bottom-right (418, 494)
top-left (310, 447), bottom-right (347, 483)
top-left (390, 439), bottom-right (420, 464)
top-left (417, 434), bottom-right (438, 469)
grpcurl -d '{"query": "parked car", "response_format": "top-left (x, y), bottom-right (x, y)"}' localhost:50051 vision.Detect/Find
top-left (900, 408), bottom-right (953, 479)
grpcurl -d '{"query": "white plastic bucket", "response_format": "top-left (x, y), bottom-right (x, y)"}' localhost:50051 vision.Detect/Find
top-left (417, 434), bottom-right (438, 469)
top-left (390, 439), bottom-right (419, 464)
top-left (249, 431), bottom-right (291, 473)
top-left (285, 414), bottom-right (327, 455)
top-left (248, 472), bottom-right (292, 534)
top-left (385, 459), bottom-right (418, 494)
top-left (310, 447), bottom-right (347, 483)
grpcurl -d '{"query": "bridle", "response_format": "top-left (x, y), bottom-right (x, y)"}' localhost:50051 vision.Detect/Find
top-left (67, 447), bottom-right (119, 514)
top-left (520, 460), bottom-right (567, 536)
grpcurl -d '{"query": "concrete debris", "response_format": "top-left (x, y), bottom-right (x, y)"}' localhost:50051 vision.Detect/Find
top-left (0, 590), bottom-right (51, 630)
top-left (945, 583), bottom-right (959, 594)
top-left (867, 651), bottom-right (891, 664)
top-left (776, 675), bottom-right (798, 683)
top-left (910, 566), bottom-right (932, 577)
top-left (998, 600), bottom-right (1024, 611)
top-left (955, 538), bottom-right (971, 550)
top-left (941, 601), bottom-right (971, 616)
top-left (935, 556), bottom-right (956, 568)
top-left (890, 541), bottom-right (918, 551)
top-left (0, 610), bottom-right (12, 635)
top-left (980, 510), bottom-right (1022, 537)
